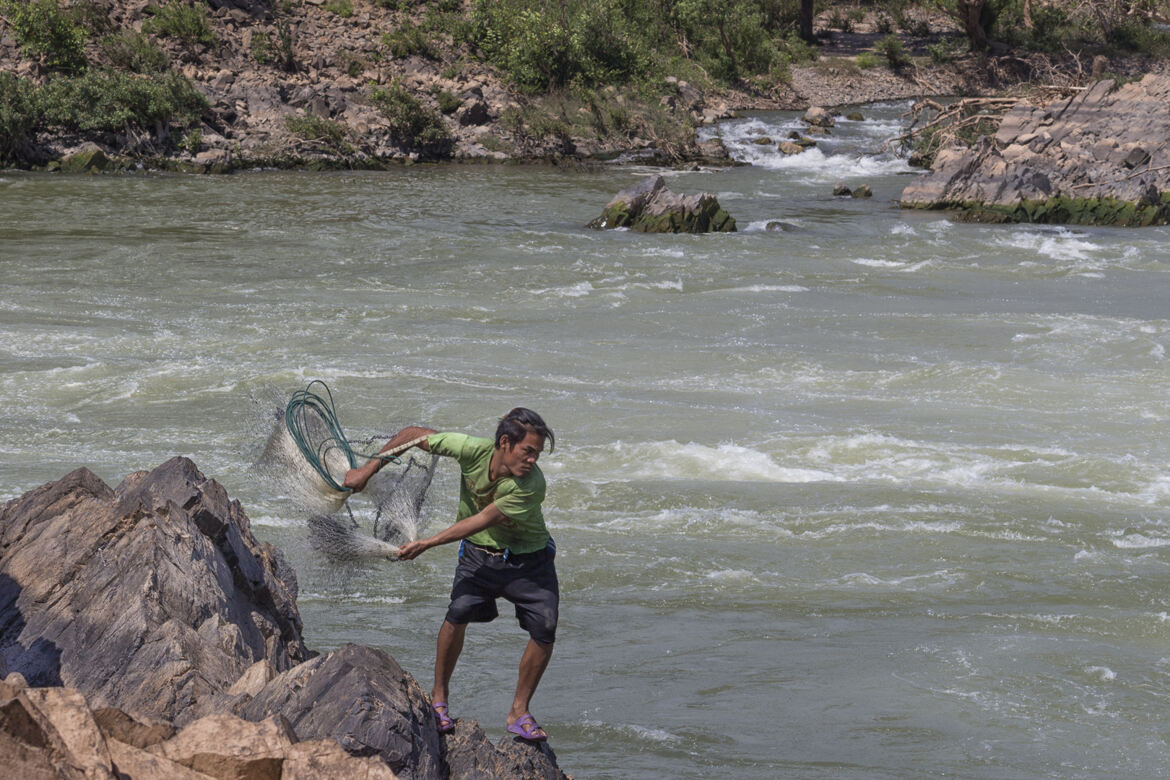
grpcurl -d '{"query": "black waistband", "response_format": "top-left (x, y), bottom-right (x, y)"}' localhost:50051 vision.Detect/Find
top-left (464, 541), bottom-right (548, 560)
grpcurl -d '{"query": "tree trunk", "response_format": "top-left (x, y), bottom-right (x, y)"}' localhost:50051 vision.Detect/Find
top-left (957, 0), bottom-right (990, 51)
top-left (799, 0), bottom-right (815, 42)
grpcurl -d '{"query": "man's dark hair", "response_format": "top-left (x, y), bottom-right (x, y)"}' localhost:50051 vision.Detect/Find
top-left (495, 408), bottom-right (555, 453)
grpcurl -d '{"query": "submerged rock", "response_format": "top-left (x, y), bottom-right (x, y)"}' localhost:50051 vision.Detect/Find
top-left (900, 74), bottom-right (1170, 226)
top-left (588, 174), bottom-right (736, 233)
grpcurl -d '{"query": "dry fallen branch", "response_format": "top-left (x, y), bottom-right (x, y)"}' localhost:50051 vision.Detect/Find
top-left (885, 97), bottom-right (1019, 155)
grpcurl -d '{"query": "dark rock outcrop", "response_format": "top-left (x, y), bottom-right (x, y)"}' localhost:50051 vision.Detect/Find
top-left (900, 74), bottom-right (1170, 225)
top-left (237, 643), bottom-right (442, 777)
top-left (0, 460), bottom-right (570, 779)
top-left (0, 458), bottom-right (307, 724)
top-left (587, 174), bottom-right (736, 233)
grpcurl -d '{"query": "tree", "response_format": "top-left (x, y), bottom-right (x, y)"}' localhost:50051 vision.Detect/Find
top-left (799, 0), bottom-right (814, 42)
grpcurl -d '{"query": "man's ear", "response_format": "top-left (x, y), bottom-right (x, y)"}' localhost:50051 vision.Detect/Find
top-left (497, 435), bottom-right (512, 450)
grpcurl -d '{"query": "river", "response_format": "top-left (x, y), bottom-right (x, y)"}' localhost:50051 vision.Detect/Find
top-left (3, 102), bottom-right (1170, 778)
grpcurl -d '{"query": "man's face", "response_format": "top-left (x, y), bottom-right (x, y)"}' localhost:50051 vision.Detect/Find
top-left (501, 430), bottom-right (545, 478)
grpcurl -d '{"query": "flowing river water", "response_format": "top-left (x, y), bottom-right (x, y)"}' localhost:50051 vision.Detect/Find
top-left (4, 102), bottom-right (1170, 778)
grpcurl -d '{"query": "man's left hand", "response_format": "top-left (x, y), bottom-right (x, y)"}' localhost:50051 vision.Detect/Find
top-left (398, 540), bottom-right (428, 560)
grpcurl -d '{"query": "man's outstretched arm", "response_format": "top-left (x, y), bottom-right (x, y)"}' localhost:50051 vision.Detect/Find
top-left (397, 503), bottom-right (510, 560)
top-left (343, 425), bottom-right (437, 492)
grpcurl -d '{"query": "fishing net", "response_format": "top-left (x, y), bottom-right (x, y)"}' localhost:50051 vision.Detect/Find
top-left (253, 380), bottom-right (438, 561)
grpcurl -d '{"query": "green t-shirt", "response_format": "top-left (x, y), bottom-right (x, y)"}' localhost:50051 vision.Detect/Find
top-left (427, 432), bottom-right (549, 554)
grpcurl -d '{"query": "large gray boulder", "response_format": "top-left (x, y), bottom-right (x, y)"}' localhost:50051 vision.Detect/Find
top-left (900, 74), bottom-right (1170, 225)
top-left (236, 643), bottom-right (569, 780)
top-left (0, 458), bottom-right (308, 725)
top-left (588, 175), bottom-right (736, 233)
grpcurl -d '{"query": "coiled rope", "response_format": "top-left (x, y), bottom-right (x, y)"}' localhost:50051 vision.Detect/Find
top-left (284, 380), bottom-right (409, 492)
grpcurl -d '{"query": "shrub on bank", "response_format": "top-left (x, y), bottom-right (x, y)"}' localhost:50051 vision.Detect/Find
top-left (99, 30), bottom-right (170, 73)
top-left (0, 0), bottom-right (88, 73)
top-left (142, 1), bottom-right (217, 49)
top-left (38, 69), bottom-right (209, 133)
top-left (0, 69), bottom-right (208, 166)
top-left (368, 82), bottom-right (453, 155)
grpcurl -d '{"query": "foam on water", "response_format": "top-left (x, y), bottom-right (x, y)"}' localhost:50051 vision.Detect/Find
top-left (577, 440), bottom-right (840, 483)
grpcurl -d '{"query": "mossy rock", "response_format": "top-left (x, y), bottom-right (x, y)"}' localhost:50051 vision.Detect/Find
top-left (846, 111), bottom-right (864, 121)
top-left (58, 148), bottom-right (127, 174)
top-left (587, 202), bottom-right (633, 229)
top-left (907, 195), bottom-right (1170, 227)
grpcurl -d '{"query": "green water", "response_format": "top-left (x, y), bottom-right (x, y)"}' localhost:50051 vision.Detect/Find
top-left (3, 103), bottom-right (1170, 778)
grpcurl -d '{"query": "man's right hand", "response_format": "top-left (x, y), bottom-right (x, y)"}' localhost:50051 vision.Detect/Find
top-left (343, 467), bottom-right (371, 492)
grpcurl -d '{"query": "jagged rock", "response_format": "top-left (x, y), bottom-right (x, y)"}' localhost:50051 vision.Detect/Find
top-left (93, 708), bottom-right (176, 750)
top-left (587, 174), bottom-right (736, 233)
top-left (695, 137), bottom-right (731, 163)
top-left (901, 74), bottom-right (1170, 225)
top-left (237, 643), bottom-right (441, 777)
top-left (107, 738), bottom-right (216, 780)
top-left (0, 461), bottom-right (572, 779)
top-left (281, 739), bottom-right (400, 779)
top-left (443, 719), bottom-right (567, 780)
top-left (0, 677), bottom-right (88, 780)
top-left (455, 99), bottom-right (490, 127)
top-left (803, 106), bottom-right (835, 127)
top-left (22, 686), bottom-right (117, 779)
top-left (833, 182), bottom-right (852, 196)
top-left (0, 459), bottom-right (308, 725)
top-left (148, 713), bottom-right (295, 779)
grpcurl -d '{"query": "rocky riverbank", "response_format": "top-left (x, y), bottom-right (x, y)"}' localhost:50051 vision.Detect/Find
top-left (0, 0), bottom-right (1103, 173)
top-left (900, 72), bottom-right (1170, 226)
top-left (0, 458), bottom-right (569, 779)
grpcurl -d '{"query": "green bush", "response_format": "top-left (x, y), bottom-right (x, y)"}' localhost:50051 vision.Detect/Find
top-left (251, 31), bottom-right (272, 64)
top-left (367, 82), bottom-right (452, 154)
top-left (70, 0), bottom-right (114, 35)
top-left (0, 72), bottom-right (41, 165)
top-left (38, 69), bottom-right (209, 133)
top-left (855, 51), bottom-right (879, 69)
top-left (433, 89), bottom-right (462, 115)
top-left (142, 2), bottom-right (217, 49)
top-left (382, 22), bottom-right (436, 58)
top-left (285, 113), bottom-right (350, 150)
top-left (99, 30), bottom-right (170, 73)
top-left (1, 0), bottom-right (88, 73)
top-left (275, 18), bottom-right (296, 71)
top-left (876, 34), bottom-right (909, 68)
top-left (469, 0), bottom-right (647, 92)
top-left (324, 0), bottom-right (353, 18)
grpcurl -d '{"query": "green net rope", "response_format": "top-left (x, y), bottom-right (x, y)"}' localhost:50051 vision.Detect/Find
top-left (284, 380), bottom-right (399, 492)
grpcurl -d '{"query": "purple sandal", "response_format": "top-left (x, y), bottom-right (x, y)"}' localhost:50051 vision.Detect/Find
top-left (506, 713), bottom-right (547, 742)
top-left (432, 701), bottom-right (454, 734)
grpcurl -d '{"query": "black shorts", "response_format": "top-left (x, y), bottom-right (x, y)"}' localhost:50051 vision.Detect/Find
top-left (445, 540), bottom-right (559, 645)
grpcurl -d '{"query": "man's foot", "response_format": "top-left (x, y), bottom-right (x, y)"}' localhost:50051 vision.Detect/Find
top-left (506, 713), bottom-right (547, 742)
top-left (432, 701), bottom-right (455, 733)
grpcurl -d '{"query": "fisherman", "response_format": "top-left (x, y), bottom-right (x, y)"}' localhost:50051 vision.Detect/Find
top-left (343, 408), bottom-right (558, 742)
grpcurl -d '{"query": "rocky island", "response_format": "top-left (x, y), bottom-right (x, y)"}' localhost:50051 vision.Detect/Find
top-left (0, 458), bottom-right (569, 779)
top-left (900, 73), bottom-right (1170, 226)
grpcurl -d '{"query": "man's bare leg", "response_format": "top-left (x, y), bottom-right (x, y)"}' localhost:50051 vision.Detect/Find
top-left (507, 638), bottom-right (554, 736)
top-left (432, 620), bottom-right (466, 704)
